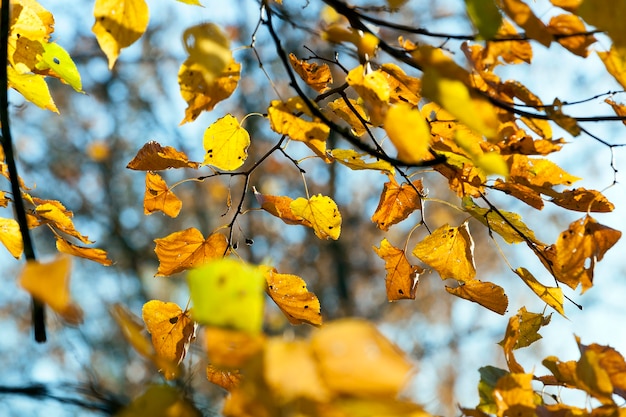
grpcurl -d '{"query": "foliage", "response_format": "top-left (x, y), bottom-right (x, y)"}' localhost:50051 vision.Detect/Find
top-left (1, 0), bottom-right (626, 415)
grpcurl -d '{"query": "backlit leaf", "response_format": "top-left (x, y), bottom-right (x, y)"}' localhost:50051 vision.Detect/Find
top-left (144, 172), bottom-right (182, 218)
top-left (115, 385), bottom-right (201, 417)
top-left (546, 98), bottom-right (581, 136)
top-left (598, 46), bottom-right (626, 90)
top-left (310, 319), bottom-right (414, 397)
top-left (92, 0), bottom-right (149, 69)
top-left (576, 349), bottom-right (614, 405)
top-left (346, 65), bottom-right (390, 126)
top-left (493, 373), bottom-right (537, 416)
top-left (8, 0), bottom-right (53, 72)
top-left (548, 14), bottom-right (596, 57)
top-left (20, 255), bottom-right (83, 324)
top-left (0, 217), bottom-right (23, 258)
top-left (330, 149), bottom-right (395, 174)
top-left (55, 236), bottom-right (113, 266)
top-left (499, 307), bottom-right (551, 350)
top-left (554, 216), bottom-right (621, 292)
top-left (326, 98), bottom-right (368, 136)
top-left (177, 0), bottom-right (203, 6)
top-left (413, 222), bottom-right (476, 281)
top-left (35, 42), bottom-right (83, 92)
top-left (254, 188), bottom-right (309, 226)
top-left (374, 238), bottom-right (423, 301)
top-left (498, 313), bottom-right (525, 373)
top-left (202, 114), bottom-right (250, 171)
top-left (290, 194), bottom-right (342, 240)
top-left (550, 187), bottom-right (614, 212)
top-left (380, 63), bottom-right (421, 106)
top-left (384, 103), bottom-right (433, 163)
top-left (127, 141), bottom-right (199, 171)
top-left (514, 268), bottom-right (564, 316)
top-left (605, 98), bottom-right (626, 126)
top-left (465, 0), bottom-right (502, 40)
top-left (578, 340), bottom-right (626, 400)
top-left (289, 53), bottom-right (332, 93)
top-left (187, 259), bottom-right (265, 334)
top-left (483, 20), bottom-right (533, 66)
top-left (499, 0), bottom-right (553, 46)
top-left (7, 66), bottom-right (58, 113)
top-left (445, 280), bottom-right (508, 315)
top-left (262, 266), bottom-right (322, 326)
top-left (206, 365), bottom-right (241, 391)
top-left (142, 300), bottom-right (195, 366)
top-left (35, 201), bottom-right (91, 244)
top-left (154, 228), bottom-right (229, 276)
top-left (267, 98), bottom-right (331, 161)
top-left (371, 177), bottom-right (423, 231)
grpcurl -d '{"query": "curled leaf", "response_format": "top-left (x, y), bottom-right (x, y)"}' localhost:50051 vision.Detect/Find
top-left (127, 141), bottom-right (199, 171)
top-left (142, 300), bottom-right (195, 365)
top-left (262, 266), bottom-right (322, 326)
top-left (144, 172), bottom-right (182, 218)
top-left (445, 280), bottom-right (508, 315)
top-left (374, 238), bottom-right (423, 301)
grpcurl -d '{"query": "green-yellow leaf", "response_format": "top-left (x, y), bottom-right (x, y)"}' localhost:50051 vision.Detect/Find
top-left (176, 0), bottom-right (203, 6)
top-left (202, 114), bottom-right (250, 171)
top-left (465, 0), bottom-right (502, 40)
top-left (35, 42), bottom-right (83, 92)
top-left (290, 194), bottom-right (342, 240)
top-left (384, 103), bottom-right (433, 163)
top-left (8, 66), bottom-right (58, 113)
top-left (92, 0), bottom-right (150, 69)
top-left (187, 259), bottom-right (265, 334)
top-left (578, 0), bottom-right (626, 52)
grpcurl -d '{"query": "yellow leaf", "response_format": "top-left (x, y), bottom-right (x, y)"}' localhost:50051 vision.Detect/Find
top-left (508, 154), bottom-right (580, 193)
top-left (289, 53), bottom-right (333, 93)
top-left (554, 216), bottom-right (621, 292)
top-left (515, 268), bottom-right (564, 315)
top-left (576, 349), bottom-right (614, 405)
top-left (115, 385), bottom-right (201, 417)
top-left (445, 280), bottom-right (508, 315)
top-left (550, 0), bottom-right (581, 12)
top-left (578, 341), bottom-right (626, 400)
top-left (267, 98), bottom-right (331, 161)
top-left (374, 238), bottom-right (423, 301)
top-left (127, 141), bottom-right (199, 171)
top-left (326, 98), bottom-right (369, 136)
top-left (206, 365), bottom-right (241, 391)
top-left (384, 103), bottom-right (433, 163)
top-left (598, 46), bottom-right (626, 90)
top-left (499, 0), bottom-right (553, 46)
top-left (179, 58), bottom-right (241, 124)
top-left (142, 300), bottom-right (195, 366)
top-left (499, 307), bottom-right (551, 350)
top-left (371, 177), bottom-right (423, 231)
top-left (7, 66), bottom-right (58, 113)
top-left (8, 0), bottom-right (53, 72)
top-left (35, 42), bottom-right (83, 92)
top-left (346, 65), bottom-right (390, 126)
top-left (92, 0), bottom-right (149, 69)
top-left (290, 194), bottom-right (342, 240)
top-left (493, 373), bottom-right (537, 416)
top-left (0, 217), bottom-right (23, 258)
top-left (330, 149), bottom-right (395, 174)
top-left (548, 14), bottom-right (596, 57)
top-left (254, 188), bottom-right (310, 226)
top-left (380, 63), bottom-right (421, 106)
top-left (20, 255), bottom-right (83, 324)
top-left (35, 200), bottom-right (91, 244)
top-left (412, 222), bottom-right (476, 281)
top-left (483, 20), bottom-right (533, 66)
top-left (55, 236), bottom-right (113, 266)
top-left (262, 266), bottom-right (322, 326)
top-left (550, 187), bottom-right (614, 212)
top-left (311, 319), bottom-right (414, 397)
top-left (154, 228), bottom-right (229, 276)
top-left (202, 114), bottom-right (250, 171)
top-left (144, 172), bottom-right (182, 218)
top-left (177, 0), bottom-right (203, 6)
top-left (187, 259), bottom-right (265, 334)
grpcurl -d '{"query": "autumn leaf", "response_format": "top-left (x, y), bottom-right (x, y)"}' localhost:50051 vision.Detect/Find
top-left (372, 177), bottom-right (423, 231)
top-left (548, 14), bottom-right (596, 57)
top-left (202, 114), bottom-right (250, 171)
top-left (92, 0), bottom-right (149, 69)
top-left (19, 255), bottom-right (83, 325)
top-left (325, 98), bottom-right (369, 136)
top-left (576, 349), bottom-right (615, 405)
top-left (514, 268), bottom-right (564, 316)
top-left (142, 300), bottom-right (195, 365)
top-left (384, 103), bottom-right (433, 163)
top-left (177, 0), bottom-right (203, 6)
top-left (346, 65), bottom-right (390, 126)
top-left (413, 222), bottom-right (476, 281)
top-left (8, 0), bottom-right (53, 72)
top-left (554, 216), bottom-right (621, 292)
top-left (380, 63), bottom-right (421, 106)
top-left (204, 327), bottom-right (265, 368)
top-left (34, 200), bottom-right (91, 244)
top-left (578, 340), bottom-right (626, 400)
top-left (311, 319), bottom-right (414, 397)
top-left (143, 172), bottom-right (182, 218)
top-left (374, 238), bottom-right (423, 301)
top-left (289, 53), bottom-right (333, 93)
top-left (290, 194), bottom-right (342, 240)
top-left (115, 385), bottom-right (201, 417)
top-left (498, 313), bottom-right (525, 373)
top-left (154, 228), bottom-right (229, 276)
top-left (253, 188), bottom-right (310, 226)
top-left (262, 266), bottom-right (322, 326)
top-left (465, 0), bottom-right (502, 40)
top-left (500, 307), bottom-right (551, 350)
top-left (330, 149), bottom-right (395, 175)
top-left (483, 19), bottom-right (533, 66)
top-left (445, 280), bottom-right (508, 315)
top-left (0, 217), bottom-right (23, 258)
top-left (605, 98), bottom-right (626, 127)
top-left (598, 46), bottom-right (626, 90)
top-left (187, 259), bottom-right (265, 333)
top-left (127, 141), bottom-right (200, 171)
top-left (550, 187), bottom-right (614, 212)
top-left (206, 365), bottom-right (241, 391)
top-left (493, 373), bottom-right (537, 416)
top-left (577, 0), bottom-right (626, 52)
top-left (55, 236), bottom-right (113, 266)
top-left (35, 42), bottom-right (83, 92)
top-left (546, 98), bottom-right (581, 136)
top-left (7, 66), bottom-right (58, 113)
top-left (499, 0), bottom-right (553, 46)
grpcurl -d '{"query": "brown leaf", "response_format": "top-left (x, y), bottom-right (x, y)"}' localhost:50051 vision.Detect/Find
top-left (127, 141), bottom-right (200, 171)
top-left (445, 280), bottom-right (508, 315)
top-left (262, 266), bottom-right (322, 326)
top-left (371, 177), bottom-right (422, 231)
top-left (154, 228), bottom-right (229, 276)
top-left (55, 236), bottom-right (113, 266)
top-left (206, 364), bottom-right (241, 391)
top-left (143, 172), bottom-right (183, 217)
top-left (499, 0), bottom-right (553, 46)
top-left (373, 238), bottom-right (423, 301)
top-left (550, 187), bottom-right (614, 212)
top-left (289, 53), bottom-right (332, 93)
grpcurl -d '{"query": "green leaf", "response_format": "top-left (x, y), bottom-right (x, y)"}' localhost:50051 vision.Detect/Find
top-left (187, 259), bottom-right (265, 334)
top-left (465, 0), bottom-right (502, 40)
top-left (35, 42), bottom-right (83, 92)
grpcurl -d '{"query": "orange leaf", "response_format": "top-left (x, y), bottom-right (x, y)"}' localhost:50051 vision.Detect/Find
top-left (19, 255), bottom-right (83, 324)
top-left (499, 0), bottom-right (553, 46)
top-left (0, 217), bottom-right (23, 258)
top-left (548, 14), bottom-right (596, 57)
top-left (290, 194), bottom-right (342, 240)
top-left (143, 172), bottom-right (182, 217)
top-left (127, 141), bottom-right (200, 170)
top-left (598, 46), bottom-right (626, 90)
top-left (498, 313), bottom-right (525, 373)
top-left (262, 266), bottom-right (322, 326)
top-left (311, 319), bottom-right (413, 397)
top-left (55, 236), bottom-right (113, 266)
top-left (605, 98), bottom-right (626, 127)
top-left (373, 238), bottom-right (423, 301)
top-left (142, 300), bottom-right (195, 366)
top-left (206, 364), bottom-right (241, 391)
top-left (371, 177), bottom-right (422, 231)
top-left (412, 222), bottom-right (476, 281)
top-left (253, 188), bottom-right (310, 226)
top-left (35, 200), bottom-right (91, 244)
top-left (445, 280), bottom-right (508, 315)
top-left (555, 216), bottom-right (621, 292)
top-left (289, 53), bottom-right (333, 93)
top-left (154, 228), bottom-right (229, 276)
top-left (550, 187), bottom-right (614, 212)
top-left (576, 349), bottom-right (614, 405)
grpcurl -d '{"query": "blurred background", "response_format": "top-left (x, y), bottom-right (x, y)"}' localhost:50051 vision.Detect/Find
top-left (1, 0), bottom-right (626, 415)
